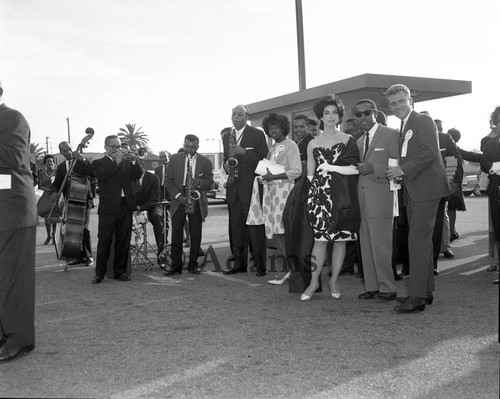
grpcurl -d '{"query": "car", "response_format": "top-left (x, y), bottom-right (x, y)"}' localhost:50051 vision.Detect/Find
top-left (207, 170), bottom-right (226, 202)
top-left (462, 174), bottom-right (481, 196)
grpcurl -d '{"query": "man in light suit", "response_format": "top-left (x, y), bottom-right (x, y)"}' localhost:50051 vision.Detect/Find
top-left (386, 84), bottom-right (450, 313)
top-left (165, 134), bottom-right (213, 275)
top-left (354, 99), bottom-right (400, 300)
top-left (0, 81), bottom-right (37, 362)
top-left (221, 104), bottom-right (269, 276)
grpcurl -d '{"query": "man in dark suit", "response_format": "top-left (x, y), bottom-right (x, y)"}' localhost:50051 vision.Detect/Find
top-left (134, 167), bottom-right (167, 267)
top-left (222, 104), bottom-right (269, 276)
top-left (91, 135), bottom-right (143, 283)
top-left (165, 134), bottom-right (213, 275)
top-left (431, 119), bottom-right (463, 270)
top-left (386, 84), bottom-right (450, 313)
top-left (294, 114), bottom-right (314, 166)
top-left (154, 150), bottom-right (170, 202)
top-left (0, 80), bottom-right (37, 362)
top-left (355, 99), bottom-right (400, 300)
top-left (52, 140), bottom-right (95, 266)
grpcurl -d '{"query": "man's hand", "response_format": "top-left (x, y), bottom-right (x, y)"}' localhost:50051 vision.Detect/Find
top-left (230, 144), bottom-right (245, 157)
top-left (356, 162), bottom-right (374, 175)
top-left (385, 166), bottom-right (403, 180)
top-left (72, 152), bottom-right (84, 162)
top-left (178, 195), bottom-right (189, 207)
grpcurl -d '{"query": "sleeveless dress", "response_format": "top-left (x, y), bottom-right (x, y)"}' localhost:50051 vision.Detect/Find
top-left (307, 143), bottom-right (357, 242)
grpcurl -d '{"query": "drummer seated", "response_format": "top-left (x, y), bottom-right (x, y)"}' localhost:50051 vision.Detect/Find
top-left (134, 170), bottom-right (168, 265)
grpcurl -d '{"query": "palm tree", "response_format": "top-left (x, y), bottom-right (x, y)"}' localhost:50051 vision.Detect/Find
top-left (30, 143), bottom-right (45, 160)
top-left (117, 123), bottom-right (149, 150)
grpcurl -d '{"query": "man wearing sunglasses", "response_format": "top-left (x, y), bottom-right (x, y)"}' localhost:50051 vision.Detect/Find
top-left (354, 99), bottom-right (400, 302)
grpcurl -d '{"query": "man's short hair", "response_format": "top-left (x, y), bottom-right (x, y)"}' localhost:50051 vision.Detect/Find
top-left (355, 99), bottom-right (377, 110)
top-left (184, 134), bottom-right (199, 143)
top-left (105, 135), bottom-right (119, 145)
top-left (308, 118), bottom-right (318, 126)
top-left (293, 114), bottom-right (309, 123)
top-left (385, 84), bottom-right (411, 100)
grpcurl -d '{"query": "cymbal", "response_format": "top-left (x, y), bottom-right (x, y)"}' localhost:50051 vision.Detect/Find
top-left (151, 201), bottom-right (170, 207)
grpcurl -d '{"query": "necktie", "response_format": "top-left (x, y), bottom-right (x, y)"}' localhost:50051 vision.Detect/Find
top-left (161, 165), bottom-right (165, 187)
top-left (400, 119), bottom-right (405, 134)
top-left (363, 131), bottom-right (369, 160)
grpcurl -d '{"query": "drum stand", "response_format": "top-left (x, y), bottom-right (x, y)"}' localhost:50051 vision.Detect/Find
top-left (155, 200), bottom-right (172, 269)
top-left (131, 217), bottom-right (155, 271)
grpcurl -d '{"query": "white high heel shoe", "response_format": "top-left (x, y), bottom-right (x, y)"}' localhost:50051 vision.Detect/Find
top-left (268, 271), bottom-right (291, 285)
top-left (300, 282), bottom-right (319, 301)
top-left (328, 280), bottom-right (341, 299)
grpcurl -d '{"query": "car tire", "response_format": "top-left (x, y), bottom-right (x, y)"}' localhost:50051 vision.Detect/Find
top-left (464, 191), bottom-right (472, 197)
top-left (472, 185), bottom-right (482, 197)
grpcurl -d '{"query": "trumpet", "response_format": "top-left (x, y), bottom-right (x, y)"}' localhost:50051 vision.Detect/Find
top-left (137, 148), bottom-right (147, 159)
top-left (118, 149), bottom-right (139, 163)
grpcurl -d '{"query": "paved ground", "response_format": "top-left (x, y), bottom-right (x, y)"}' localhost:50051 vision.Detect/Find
top-left (0, 196), bottom-right (498, 398)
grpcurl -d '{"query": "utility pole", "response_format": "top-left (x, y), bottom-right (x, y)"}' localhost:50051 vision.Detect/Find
top-left (66, 117), bottom-right (71, 144)
top-left (295, 0), bottom-right (306, 91)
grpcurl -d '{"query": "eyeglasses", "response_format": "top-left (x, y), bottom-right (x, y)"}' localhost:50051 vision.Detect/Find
top-left (107, 144), bottom-right (121, 150)
top-left (355, 110), bottom-right (375, 118)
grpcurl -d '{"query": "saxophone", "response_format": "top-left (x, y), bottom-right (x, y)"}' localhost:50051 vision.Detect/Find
top-left (226, 128), bottom-right (239, 185)
top-left (185, 154), bottom-right (201, 214)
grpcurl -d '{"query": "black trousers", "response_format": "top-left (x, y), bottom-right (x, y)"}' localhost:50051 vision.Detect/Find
top-left (0, 226), bottom-right (36, 347)
top-left (432, 197), bottom-right (448, 268)
top-left (148, 206), bottom-right (168, 256)
top-left (95, 198), bottom-right (133, 278)
top-left (171, 202), bottom-right (202, 269)
top-left (228, 197), bottom-right (266, 273)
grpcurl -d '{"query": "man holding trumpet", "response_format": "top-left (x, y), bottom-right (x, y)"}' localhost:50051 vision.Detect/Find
top-left (91, 135), bottom-right (143, 284)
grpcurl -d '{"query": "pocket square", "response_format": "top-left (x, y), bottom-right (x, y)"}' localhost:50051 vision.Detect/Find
top-left (374, 148), bottom-right (385, 151)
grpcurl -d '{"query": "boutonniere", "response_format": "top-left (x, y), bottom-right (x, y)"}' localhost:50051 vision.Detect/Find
top-left (401, 129), bottom-right (413, 157)
top-left (270, 144), bottom-right (285, 162)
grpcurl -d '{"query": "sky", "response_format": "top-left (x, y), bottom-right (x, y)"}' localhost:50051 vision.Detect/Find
top-left (1, 0), bottom-right (498, 156)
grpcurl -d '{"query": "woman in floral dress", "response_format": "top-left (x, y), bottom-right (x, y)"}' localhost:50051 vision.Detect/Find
top-left (301, 95), bottom-right (361, 301)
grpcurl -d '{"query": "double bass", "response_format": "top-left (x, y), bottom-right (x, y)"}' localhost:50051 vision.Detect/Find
top-left (52, 128), bottom-right (94, 260)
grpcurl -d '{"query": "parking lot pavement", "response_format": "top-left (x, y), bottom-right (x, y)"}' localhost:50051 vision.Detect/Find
top-left (1, 197), bottom-right (498, 398)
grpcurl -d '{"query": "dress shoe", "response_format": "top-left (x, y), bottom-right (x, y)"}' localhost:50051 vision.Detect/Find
top-left (300, 282), bottom-right (319, 301)
top-left (375, 292), bottom-right (396, 300)
top-left (43, 236), bottom-right (51, 245)
top-left (256, 270), bottom-right (267, 277)
top-left (268, 271), bottom-right (291, 285)
top-left (188, 262), bottom-right (202, 274)
top-left (493, 279), bottom-right (499, 284)
top-left (67, 258), bottom-right (83, 266)
top-left (164, 268), bottom-right (182, 276)
top-left (434, 268), bottom-right (440, 276)
top-left (339, 269), bottom-right (354, 276)
top-left (443, 250), bottom-right (454, 259)
top-left (396, 294), bottom-right (433, 304)
top-left (114, 273), bottom-right (131, 281)
top-left (0, 344), bottom-right (34, 363)
top-left (85, 257), bottom-right (94, 266)
top-left (223, 268), bottom-right (246, 275)
top-left (91, 276), bottom-right (103, 284)
top-left (400, 268), bottom-right (409, 276)
top-left (486, 264), bottom-right (498, 272)
top-left (394, 273), bottom-right (402, 281)
top-left (450, 231), bottom-right (459, 243)
top-left (358, 291), bottom-right (378, 299)
top-left (394, 296), bottom-right (426, 313)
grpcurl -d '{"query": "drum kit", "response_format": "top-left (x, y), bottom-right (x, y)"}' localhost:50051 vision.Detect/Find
top-left (131, 200), bottom-right (171, 270)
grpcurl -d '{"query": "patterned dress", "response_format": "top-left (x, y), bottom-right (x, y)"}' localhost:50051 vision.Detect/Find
top-left (307, 143), bottom-right (357, 242)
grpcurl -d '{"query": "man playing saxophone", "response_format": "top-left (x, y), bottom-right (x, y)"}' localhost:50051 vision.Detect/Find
top-left (165, 134), bottom-right (213, 275)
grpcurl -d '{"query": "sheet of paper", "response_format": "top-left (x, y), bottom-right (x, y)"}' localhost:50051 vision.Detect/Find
top-left (0, 174), bottom-right (12, 189)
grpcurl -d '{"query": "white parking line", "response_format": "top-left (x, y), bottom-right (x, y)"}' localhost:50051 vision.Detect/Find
top-left (111, 358), bottom-right (227, 399)
top-left (203, 270), bottom-right (262, 287)
top-left (459, 265), bottom-right (490, 275)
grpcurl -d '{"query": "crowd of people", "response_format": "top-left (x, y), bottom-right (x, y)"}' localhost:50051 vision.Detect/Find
top-left (1, 77), bottom-right (499, 363)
